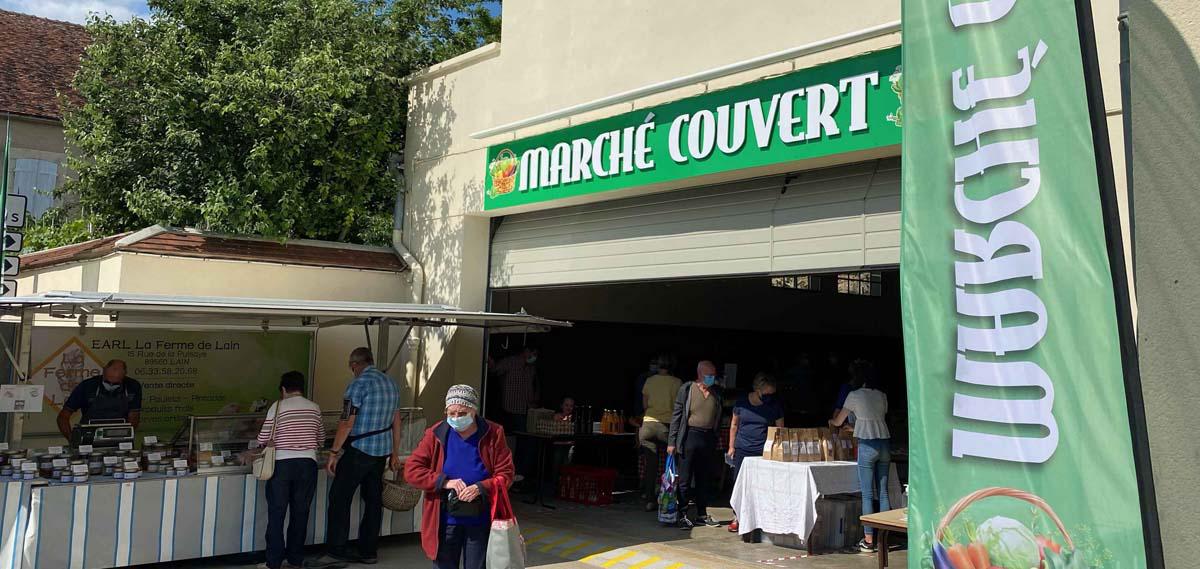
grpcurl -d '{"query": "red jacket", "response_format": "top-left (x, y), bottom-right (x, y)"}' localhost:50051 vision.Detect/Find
top-left (404, 418), bottom-right (514, 561)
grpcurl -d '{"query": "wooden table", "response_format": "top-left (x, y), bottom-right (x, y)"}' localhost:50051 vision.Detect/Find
top-left (860, 508), bottom-right (907, 569)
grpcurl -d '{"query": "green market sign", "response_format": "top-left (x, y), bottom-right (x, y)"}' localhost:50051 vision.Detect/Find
top-left (484, 47), bottom-right (901, 210)
top-left (901, 0), bottom-right (1148, 568)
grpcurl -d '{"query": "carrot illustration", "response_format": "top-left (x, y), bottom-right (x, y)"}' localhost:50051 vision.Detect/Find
top-left (966, 542), bottom-right (989, 569)
top-left (946, 544), bottom-right (977, 569)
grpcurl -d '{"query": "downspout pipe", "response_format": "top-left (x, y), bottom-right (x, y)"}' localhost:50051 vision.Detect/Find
top-left (392, 184), bottom-right (425, 407)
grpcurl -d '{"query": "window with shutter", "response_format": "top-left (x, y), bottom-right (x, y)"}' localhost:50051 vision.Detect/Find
top-left (11, 158), bottom-right (58, 218)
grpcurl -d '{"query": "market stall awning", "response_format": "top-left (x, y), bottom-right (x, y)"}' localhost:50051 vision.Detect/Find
top-left (0, 291), bottom-right (571, 331)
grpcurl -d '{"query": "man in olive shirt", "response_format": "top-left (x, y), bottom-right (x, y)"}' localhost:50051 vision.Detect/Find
top-left (638, 354), bottom-right (681, 510)
top-left (667, 360), bottom-right (723, 529)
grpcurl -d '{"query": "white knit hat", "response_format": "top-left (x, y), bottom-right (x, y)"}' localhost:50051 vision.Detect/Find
top-left (445, 384), bottom-right (479, 411)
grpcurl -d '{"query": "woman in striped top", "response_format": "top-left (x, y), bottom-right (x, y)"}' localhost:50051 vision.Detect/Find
top-left (256, 371), bottom-right (326, 569)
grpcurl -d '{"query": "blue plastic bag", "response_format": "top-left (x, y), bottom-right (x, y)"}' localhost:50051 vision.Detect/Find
top-left (657, 454), bottom-right (679, 524)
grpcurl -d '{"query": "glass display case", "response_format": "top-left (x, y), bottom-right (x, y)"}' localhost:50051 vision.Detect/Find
top-left (171, 407), bottom-right (426, 474)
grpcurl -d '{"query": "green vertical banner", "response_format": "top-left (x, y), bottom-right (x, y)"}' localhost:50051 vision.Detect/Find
top-left (900, 1), bottom-right (1148, 569)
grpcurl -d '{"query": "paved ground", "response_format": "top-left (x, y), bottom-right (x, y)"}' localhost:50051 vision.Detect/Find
top-left (149, 500), bottom-right (906, 569)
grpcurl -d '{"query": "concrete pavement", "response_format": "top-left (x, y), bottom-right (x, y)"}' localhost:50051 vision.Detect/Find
top-left (151, 500), bottom-right (904, 569)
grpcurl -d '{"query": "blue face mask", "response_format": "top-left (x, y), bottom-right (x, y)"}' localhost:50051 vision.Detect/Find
top-left (447, 414), bottom-right (474, 432)
top-left (702, 375), bottom-right (717, 387)
top-left (759, 393), bottom-right (774, 404)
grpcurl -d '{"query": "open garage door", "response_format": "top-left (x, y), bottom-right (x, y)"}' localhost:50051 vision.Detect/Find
top-left (489, 158), bottom-right (900, 288)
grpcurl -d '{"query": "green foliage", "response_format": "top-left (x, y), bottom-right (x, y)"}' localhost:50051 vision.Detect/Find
top-left (23, 206), bottom-right (99, 252)
top-left (57, 0), bottom-right (498, 249)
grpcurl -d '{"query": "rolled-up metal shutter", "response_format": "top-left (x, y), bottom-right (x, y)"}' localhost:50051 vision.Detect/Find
top-left (489, 158), bottom-right (900, 288)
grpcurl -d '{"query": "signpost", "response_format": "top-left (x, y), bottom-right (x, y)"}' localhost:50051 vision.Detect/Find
top-left (3, 232), bottom-right (20, 252)
top-left (0, 123), bottom-right (23, 296)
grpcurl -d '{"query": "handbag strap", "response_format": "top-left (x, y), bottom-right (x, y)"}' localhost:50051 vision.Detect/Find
top-left (490, 477), bottom-right (514, 521)
top-left (265, 401), bottom-right (282, 448)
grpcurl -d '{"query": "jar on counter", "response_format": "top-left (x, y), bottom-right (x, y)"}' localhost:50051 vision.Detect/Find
top-left (112, 467), bottom-right (125, 480)
top-left (74, 474), bottom-right (89, 483)
top-left (22, 472), bottom-right (34, 480)
top-left (88, 456), bottom-right (104, 475)
top-left (36, 457), bottom-right (53, 478)
top-left (103, 465), bottom-right (114, 476)
top-left (61, 474), bottom-right (73, 483)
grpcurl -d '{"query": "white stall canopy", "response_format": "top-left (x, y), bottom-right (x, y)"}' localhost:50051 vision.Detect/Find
top-left (0, 291), bottom-right (570, 331)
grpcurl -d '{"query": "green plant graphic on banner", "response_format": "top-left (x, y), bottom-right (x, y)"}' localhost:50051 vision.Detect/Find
top-left (900, 1), bottom-right (1147, 568)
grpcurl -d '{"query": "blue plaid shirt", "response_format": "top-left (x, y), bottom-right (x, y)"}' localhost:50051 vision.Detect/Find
top-left (344, 366), bottom-right (400, 456)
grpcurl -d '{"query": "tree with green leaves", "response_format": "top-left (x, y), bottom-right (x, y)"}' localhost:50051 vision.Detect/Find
top-left (30, 0), bottom-right (499, 250)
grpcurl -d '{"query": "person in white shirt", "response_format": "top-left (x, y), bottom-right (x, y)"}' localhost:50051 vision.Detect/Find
top-left (828, 359), bottom-right (890, 554)
top-left (256, 371), bottom-right (327, 569)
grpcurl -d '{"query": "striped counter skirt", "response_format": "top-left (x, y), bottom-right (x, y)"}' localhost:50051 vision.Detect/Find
top-left (0, 470), bottom-right (420, 569)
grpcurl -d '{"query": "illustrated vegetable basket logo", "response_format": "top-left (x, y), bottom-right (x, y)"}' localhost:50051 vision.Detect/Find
top-left (933, 487), bottom-right (1090, 569)
top-left (488, 148), bottom-right (519, 198)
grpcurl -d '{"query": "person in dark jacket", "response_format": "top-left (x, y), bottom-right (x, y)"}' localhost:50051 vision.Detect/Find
top-left (405, 385), bottom-right (515, 569)
top-left (666, 360), bottom-right (724, 530)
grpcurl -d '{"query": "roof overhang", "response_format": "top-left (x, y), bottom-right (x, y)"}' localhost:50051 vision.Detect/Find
top-left (0, 291), bottom-right (570, 332)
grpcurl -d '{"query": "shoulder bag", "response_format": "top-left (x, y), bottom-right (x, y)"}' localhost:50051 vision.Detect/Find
top-left (253, 402), bottom-right (280, 481)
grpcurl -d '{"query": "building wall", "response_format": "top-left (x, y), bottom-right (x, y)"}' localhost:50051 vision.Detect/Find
top-left (3, 115), bottom-right (70, 218)
top-left (16, 253), bottom-right (413, 413)
top-left (403, 1), bottom-right (1129, 415)
top-left (1130, 0), bottom-right (1199, 563)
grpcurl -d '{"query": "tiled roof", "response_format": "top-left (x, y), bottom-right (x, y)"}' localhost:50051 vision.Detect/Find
top-left (21, 227), bottom-right (407, 272)
top-left (0, 9), bottom-right (90, 120)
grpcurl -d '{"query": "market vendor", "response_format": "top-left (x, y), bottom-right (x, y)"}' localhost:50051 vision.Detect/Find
top-left (57, 359), bottom-right (143, 440)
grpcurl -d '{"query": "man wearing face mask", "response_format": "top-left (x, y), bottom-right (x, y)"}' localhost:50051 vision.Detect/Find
top-left (666, 360), bottom-right (724, 530)
top-left (58, 360), bottom-right (142, 442)
top-left (405, 384), bottom-right (514, 569)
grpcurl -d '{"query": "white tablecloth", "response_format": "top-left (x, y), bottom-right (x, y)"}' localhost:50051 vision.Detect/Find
top-left (730, 457), bottom-right (904, 541)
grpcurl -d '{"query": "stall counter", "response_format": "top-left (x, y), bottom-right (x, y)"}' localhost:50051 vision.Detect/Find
top-left (3, 469), bottom-right (419, 569)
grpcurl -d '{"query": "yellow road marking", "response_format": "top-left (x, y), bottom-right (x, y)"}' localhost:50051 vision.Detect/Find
top-left (628, 555), bottom-right (661, 569)
top-left (601, 551), bottom-right (639, 568)
top-left (561, 540), bottom-right (596, 557)
top-left (538, 534), bottom-right (574, 552)
top-left (580, 550), bottom-right (608, 564)
top-left (524, 531), bottom-right (555, 544)
top-left (663, 563), bottom-right (685, 569)
top-left (521, 528), bottom-right (549, 540)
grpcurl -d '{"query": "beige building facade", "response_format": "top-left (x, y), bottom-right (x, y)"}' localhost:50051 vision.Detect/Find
top-left (402, 0), bottom-right (1129, 421)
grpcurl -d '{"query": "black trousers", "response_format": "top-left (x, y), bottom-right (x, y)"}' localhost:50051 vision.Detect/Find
top-left (265, 458), bottom-right (318, 569)
top-left (326, 446), bottom-right (388, 557)
top-left (676, 428), bottom-right (717, 519)
top-left (434, 523), bottom-right (490, 569)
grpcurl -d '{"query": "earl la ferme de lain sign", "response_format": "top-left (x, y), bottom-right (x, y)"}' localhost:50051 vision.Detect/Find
top-left (483, 47), bottom-right (902, 210)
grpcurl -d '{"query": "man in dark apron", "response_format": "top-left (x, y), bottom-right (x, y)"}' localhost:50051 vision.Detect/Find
top-left (57, 360), bottom-right (143, 441)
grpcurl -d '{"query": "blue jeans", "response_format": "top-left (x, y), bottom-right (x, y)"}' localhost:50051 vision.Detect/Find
top-left (265, 458), bottom-right (318, 569)
top-left (856, 439), bottom-right (891, 537)
top-left (435, 523), bottom-right (490, 569)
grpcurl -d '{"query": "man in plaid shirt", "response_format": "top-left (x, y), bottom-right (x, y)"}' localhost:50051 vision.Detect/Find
top-left (490, 346), bottom-right (539, 431)
top-left (309, 347), bottom-right (400, 568)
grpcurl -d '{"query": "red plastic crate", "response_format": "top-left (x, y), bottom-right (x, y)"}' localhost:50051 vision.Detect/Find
top-left (557, 465), bottom-right (617, 506)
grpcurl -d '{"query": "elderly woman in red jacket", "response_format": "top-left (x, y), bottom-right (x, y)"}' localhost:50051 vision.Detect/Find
top-left (405, 384), bottom-right (514, 569)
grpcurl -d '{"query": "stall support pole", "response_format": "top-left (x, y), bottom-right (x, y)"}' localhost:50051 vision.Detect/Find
top-left (11, 307), bottom-right (33, 445)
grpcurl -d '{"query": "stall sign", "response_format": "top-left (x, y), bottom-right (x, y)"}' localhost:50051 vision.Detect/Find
top-left (0, 385), bottom-right (42, 413)
top-left (899, 1), bottom-right (1148, 568)
top-left (483, 47), bottom-right (901, 210)
top-left (25, 328), bottom-right (311, 439)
